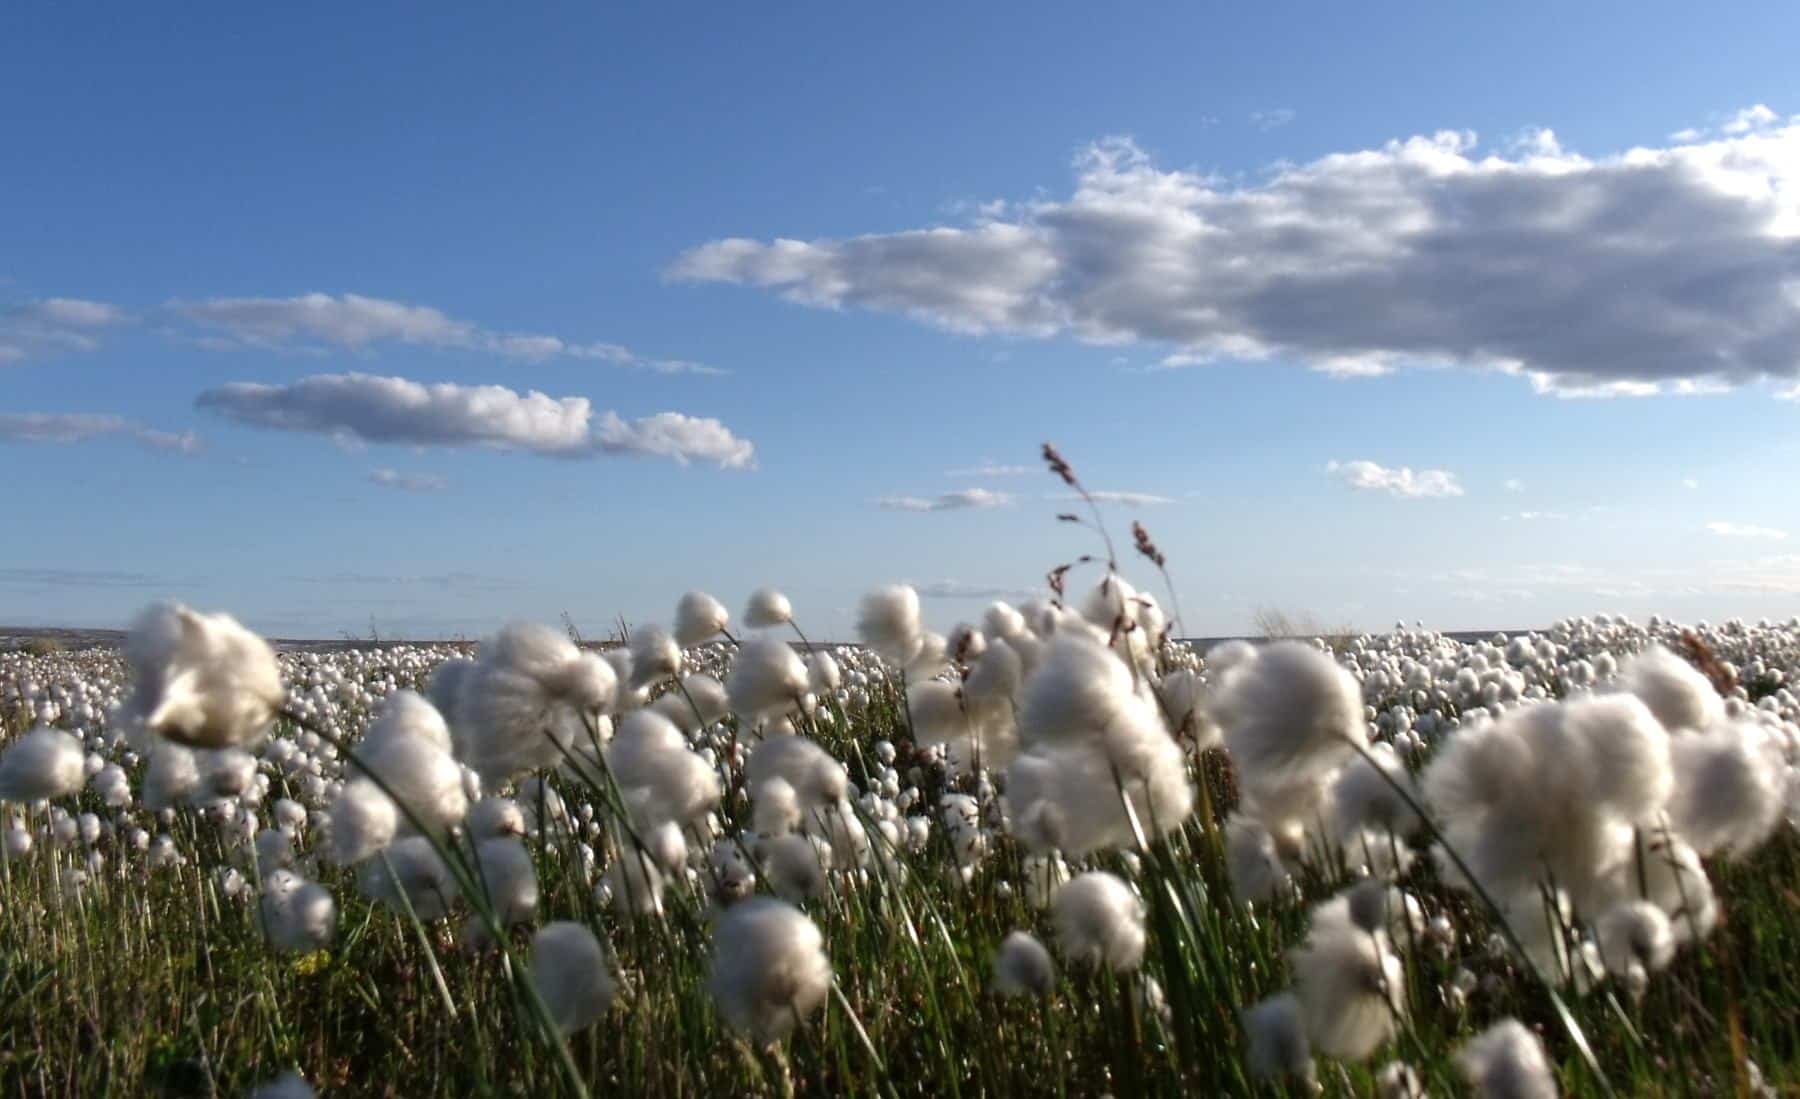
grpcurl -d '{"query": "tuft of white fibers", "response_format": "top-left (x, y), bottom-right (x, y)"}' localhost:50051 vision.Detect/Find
top-left (759, 832), bottom-right (829, 900)
top-left (1288, 894), bottom-right (1406, 1060)
top-left (328, 778), bottom-right (398, 865)
top-left (1619, 644), bottom-right (1724, 733)
top-left (857, 584), bottom-right (923, 667)
top-left (744, 586), bottom-right (794, 629)
top-left (651, 673), bottom-right (730, 735)
top-left (964, 639), bottom-right (1024, 718)
top-left (247, 1070), bottom-right (315, 1099)
top-left (1623, 832), bottom-right (1719, 944)
top-left (628, 624), bottom-right (683, 688)
top-left (906, 631), bottom-right (951, 679)
top-left (1226, 814), bottom-right (1294, 906)
top-left (806, 652), bottom-right (841, 693)
top-left (254, 827), bottom-right (295, 872)
top-left (1375, 1061), bottom-right (1427, 1099)
top-left (1078, 572), bottom-right (1139, 633)
top-left (142, 742), bottom-right (201, 811)
top-left (1052, 871), bottom-right (1145, 971)
top-left (357, 722), bottom-right (468, 837)
top-left (531, 921), bottom-right (617, 1033)
top-left (1215, 641), bottom-right (1368, 795)
top-left (983, 600), bottom-right (1027, 641)
top-left (604, 711), bottom-right (721, 829)
top-left (1595, 900), bottom-right (1674, 998)
top-left (1019, 632), bottom-right (1137, 745)
top-left (454, 624), bottom-right (615, 786)
top-left (1555, 695), bottom-right (1673, 823)
top-left (753, 775), bottom-right (803, 836)
top-left (604, 846), bottom-right (666, 916)
top-left (362, 689), bottom-right (454, 757)
top-left (674, 590), bottom-right (731, 647)
top-left (202, 747), bottom-right (258, 799)
top-left (357, 835), bottom-right (455, 920)
top-left (726, 638), bottom-right (809, 721)
top-left (258, 869), bottom-right (336, 953)
top-left (1331, 740), bottom-right (1424, 840)
top-left (123, 602), bottom-right (284, 750)
top-left (746, 736), bottom-right (848, 816)
top-left (468, 796), bottom-right (526, 840)
top-left (991, 930), bottom-right (1056, 997)
top-left (1154, 668), bottom-right (1218, 750)
top-left (708, 896), bottom-right (832, 1045)
top-left (0, 726), bottom-right (86, 802)
top-left (472, 837), bottom-right (539, 925)
top-left (425, 658), bottom-right (477, 723)
top-left (907, 680), bottom-right (972, 748)
top-left (1243, 992), bottom-right (1314, 1087)
top-left (1455, 1018), bottom-right (1558, 1099)
top-left (1666, 722), bottom-right (1785, 858)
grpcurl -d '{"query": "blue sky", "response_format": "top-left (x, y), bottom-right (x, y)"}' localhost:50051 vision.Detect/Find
top-left (4, 3), bottom-right (1799, 639)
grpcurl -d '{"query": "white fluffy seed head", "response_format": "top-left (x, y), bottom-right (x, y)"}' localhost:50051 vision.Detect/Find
top-left (1243, 992), bottom-right (1313, 1085)
top-left (1667, 722), bottom-right (1786, 858)
top-left (674, 590), bottom-right (731, 647)
top-left (1052, 871), bottom-right (1145, 972)
top-left (1620, 644), bottom-right (1724, 733)
top-left (531, 921), bottom-right (616, 1033)
top-left (1216, 641), bottom-right (1368, 790)
top-left (991, 931), bottom-right (1056, 997)
top-left (628, 625), bottom-right (683, 688)
top-left (857, 584), bottom-right (923, 666)
top-left (258, 871), bottom-right (336, 953)
top-left (1455, 1018), bottom-right (1558, 1099)
top-left (744, 587), bottom-right (794, 629)
top-left (0, 726), bottom-right (86, 803)
top-left (125, 602), bottom-right (284, 749)
top-left (708, 897), bottom-right (832, 1044)
top-left (1288, 895), bottom-right (1406, 1060)
top-left (473, 837), bottom-right (539, 925)
top-left (726, 638), bottom-right (809, 721)
top-left (328, 778), bottom-right (398, 865)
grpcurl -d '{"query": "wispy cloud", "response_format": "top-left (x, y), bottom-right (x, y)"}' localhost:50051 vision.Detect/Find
top-left (168, 292), bottom-right (725, 374)
top-left (1250, 108), bottom-right (1297, 130)
top-left (1503, 478), bottom-right (1525, 493)
top-left (914, 579), bottom-right (1040, 600)
top-left (195, 372), bottom-right (755, 468)
top-left (1327, 460), bottom-right (1463, 498)
top-left (1, 297), bottom-right (127, 359)
top-left (368, 468), bottom-right (448, 493)
top-left (1707, 521), bottom-right (1788, 540)
top-left (674, 116), bottom-right (1800, 396)
top-left (0, 567), bottom-right (161, 589)
top-left (945, 462), bottom-right (1035, 477)
top-left (875, 488), bottom-right (1012, 512)
top-left (1052, 490), bottom-right (1175, 507)
top-left (0, 412), bottom-right (200, 454)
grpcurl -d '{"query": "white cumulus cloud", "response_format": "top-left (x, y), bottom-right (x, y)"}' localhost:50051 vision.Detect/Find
top-left (673, 117), bottom-right (1800, 396)
top-left (194, 372), bottom-right (754, 469)
top-left (1328, 459), bottom-right (1464, 498)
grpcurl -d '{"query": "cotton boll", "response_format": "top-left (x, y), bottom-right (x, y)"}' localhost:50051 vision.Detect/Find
top-left (1019, 633), bottom-right (1137, 745)
top-left (1558, 695), bottom-right (1671, 823)
top-left (0, 727), bottom-right (86, 802)
top-left (680, 674), bottom-right (731, 728)
top-left (1079, 573), bottom-right (1140, 632)
top-left (1332, 741), bottom-right (1424, 840)
top-left (531, 922), bottom-right (616, 1034)
top-left (1455, 1018), bottom-right (1558, 1099)
top-left (1243, 993), bottom-right (1314, 1087)
top-left (201, 748), bottom-right (258, 799)
top-left (603, 846), bottom-right (667, 917)
top-left (991, 931), bottom-right (1056, 997)
top-left (983, 601), bottom-right (1027, 641)
top-left (674, 591), bottom-right (731, 648)
top-left (1620, 645), bottom-right (1723, 733)
top-left (1227, 643), bottom-right (1367, 767)
top-left (759, 832), bottom-right (828, 901)
top-left (628, 625), bottom-right (683, 688)
top-left (1154, 669), bottom-right (1218, 749)
top-left (258, 871), bottom-right (336, 953)
top-left (726, 638), bottom-right (809, 720)
top-left (358, 730), bottom-right (467, 836)
top-left (1595, 900), bottom-right (1674, 997)
top-left (1375, 1062), bottom-right (1427, 1099)
top-left (254, 827), bottom-right (295, 872)
top-left (964, 641), bottom-right (1023, 717)
top-left (357, 835), bottom-right (455, 920)
top-left (1226, 814), bottom-right (1295, 906)
top-left (124, 602), bottom-right (284, 749)
top-left (142, 742), bottom-right (201, 811)
top-left (468, 796), bottom-right (526, 840)
top-left (857, 585), bottom-right (923, 666)
top-left (746, 736), bottom-right (847, 813)
top-left (425, 658), bottom-right (477, 724)
top-left (906, 632), bottom-right (951, 679)
top-left (708, 897), bottom-right (832, 1045)
top-left (1666, 722), bottom-right (1785, 857)
top-left (1289, 896), bottom-right (1406, 1060)
top-left (907, 681), bottom-right (971, 747)
top-left (472, 838), bottom-right (538, 925)
top-left (361, 689), bottom-right (453, 757)
top-left (1052, 871), bottom-right (1145, 972)
top-left (744, 587), bottom-right (794, 629)
top-left (806, 652), bottom-right (841, 694)
top-left (753, 776), bottom-right (803, 837)
top-left (1206, 639), bottom-right (1258, 677)
top-left (328, 779), bottom-right (398, 865)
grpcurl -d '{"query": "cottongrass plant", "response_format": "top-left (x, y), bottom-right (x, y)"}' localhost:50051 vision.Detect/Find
top-left (3, 460), bottom-right (1800, 1094)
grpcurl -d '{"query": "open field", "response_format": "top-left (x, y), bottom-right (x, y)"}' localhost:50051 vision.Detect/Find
top-left (2, 584), bottom-right (1798, 1097)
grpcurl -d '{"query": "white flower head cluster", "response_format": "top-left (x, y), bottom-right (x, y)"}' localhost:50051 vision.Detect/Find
top-left (124, 602), bottom-right (284, 749)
